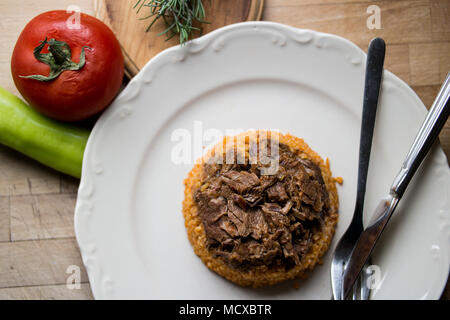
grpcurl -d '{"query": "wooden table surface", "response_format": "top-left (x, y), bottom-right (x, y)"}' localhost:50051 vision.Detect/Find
top-left (0, 0), bottom-right (448, 300)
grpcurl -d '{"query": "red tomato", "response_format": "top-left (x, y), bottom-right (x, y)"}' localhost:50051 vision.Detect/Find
top-left (11, 10), bottom-right (124, 122)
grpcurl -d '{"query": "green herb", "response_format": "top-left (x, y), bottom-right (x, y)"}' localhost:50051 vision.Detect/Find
top-left (133, 0), bottom-right (208, 45)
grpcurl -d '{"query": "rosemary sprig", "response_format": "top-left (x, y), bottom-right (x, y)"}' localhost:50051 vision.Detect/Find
top-left (133, 0), bottom-right (208, 45)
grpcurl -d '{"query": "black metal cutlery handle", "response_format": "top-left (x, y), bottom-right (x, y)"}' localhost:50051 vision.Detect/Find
top-left (353, 38), bottom-right (386, 228)
top-left (391, 73), bottom-right (450, 199)
top-left (330, 38), bottom-right (386, 300)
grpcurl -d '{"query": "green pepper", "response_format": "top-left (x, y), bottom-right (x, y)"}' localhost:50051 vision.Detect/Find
top-left (0, 86), bottom-right (89, 178)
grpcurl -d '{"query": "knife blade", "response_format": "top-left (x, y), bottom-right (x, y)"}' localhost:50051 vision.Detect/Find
top-left (341, 195), bottom-right (399, 299)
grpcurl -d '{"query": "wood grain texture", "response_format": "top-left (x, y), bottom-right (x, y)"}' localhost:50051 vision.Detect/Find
top-left (0, 146), bottom-right (60, 197)
top-left (0, 238), bottom-right (88, 288)
top-left (0, 0), bottom-right (448, 300)
top-left (0, 283), bottom-right (93, 300)
top-left (0, 196), bottom-right (10, 242)
top-left (10, 193), bottom-right (77, 241)
top-left (410, 42), bottom-right (450, 86)
top-left (264, 0), bottom-right (432, 44)
top-left (431, 0), bottom-right (450, 41)
top-left (94, 0), bottom-right (264, 77)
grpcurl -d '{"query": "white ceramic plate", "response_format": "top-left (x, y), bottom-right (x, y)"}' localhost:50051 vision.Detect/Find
top-left (75, 22), bottom-right (449, 300)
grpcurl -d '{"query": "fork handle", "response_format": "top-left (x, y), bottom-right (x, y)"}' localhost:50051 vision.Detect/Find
top-left (353, 38), bottom-right (386, 226)
top-left (391, 73), bottom-right (450, 198)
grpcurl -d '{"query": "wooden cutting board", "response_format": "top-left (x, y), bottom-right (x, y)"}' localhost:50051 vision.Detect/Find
top-left (94, 0), bottom-right (264, 78)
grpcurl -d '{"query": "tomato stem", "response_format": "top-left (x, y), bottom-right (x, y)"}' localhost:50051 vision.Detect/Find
top-left (20, 38), bottom-right (91, 82)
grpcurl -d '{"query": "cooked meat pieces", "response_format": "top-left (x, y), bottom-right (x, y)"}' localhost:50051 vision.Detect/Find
top-left (194, 143), bottom-right (330, 270)
top-left (266, 182), bottom-right (289, 202)
top-left (221, 170), bottom-right (260, 194)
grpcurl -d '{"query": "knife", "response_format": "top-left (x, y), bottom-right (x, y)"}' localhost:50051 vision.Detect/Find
top-left (341, 72), bottom-right (450, 299)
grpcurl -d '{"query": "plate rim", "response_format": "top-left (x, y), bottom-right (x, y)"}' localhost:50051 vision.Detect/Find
top-left (75, 21), bottom-right (450, 300)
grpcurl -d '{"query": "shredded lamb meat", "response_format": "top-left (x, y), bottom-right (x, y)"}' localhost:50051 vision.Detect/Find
top-left (194, 143), bottom-right (330, 270)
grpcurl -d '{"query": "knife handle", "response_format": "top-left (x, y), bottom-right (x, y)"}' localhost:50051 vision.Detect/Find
top-left (391, 73), bottom-right (450, 198)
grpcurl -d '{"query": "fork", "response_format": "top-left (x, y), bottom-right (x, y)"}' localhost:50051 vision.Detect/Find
top-left (330, 37), bottom-right (386, 300)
